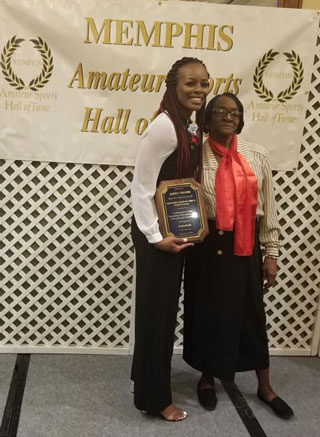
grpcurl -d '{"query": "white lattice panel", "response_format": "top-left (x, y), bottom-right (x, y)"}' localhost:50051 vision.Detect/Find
top-left (0, 163), bottom-right (134, 352)
top-left (264, 35), bottom-right (320, 355)
top-left (1, 40), bottom-right (319, 357)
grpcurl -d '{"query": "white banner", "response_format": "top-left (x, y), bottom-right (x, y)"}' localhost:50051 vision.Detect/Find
top-left (0, 0), bottom-right (318, 170)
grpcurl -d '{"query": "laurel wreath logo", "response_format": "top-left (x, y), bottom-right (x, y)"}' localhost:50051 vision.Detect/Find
top-left (253, 49), bottom-right (304, 103)
top-left (0, 35), bottom-right (54, 91)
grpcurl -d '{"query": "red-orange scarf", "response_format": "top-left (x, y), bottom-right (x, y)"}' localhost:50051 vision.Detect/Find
top-left (209, 135), bottom-right (258, 256)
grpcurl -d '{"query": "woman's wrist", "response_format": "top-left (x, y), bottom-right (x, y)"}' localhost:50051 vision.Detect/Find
top-left (263, 246), bottom-right (279, 259)
top-left (265, 255), bottom-right (278, 260)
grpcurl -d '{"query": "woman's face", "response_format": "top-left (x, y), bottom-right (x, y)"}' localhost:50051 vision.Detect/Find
top-left (209, 96), bottom-right (241, 140)
top-left (175, 63), bottom-right (209, 119)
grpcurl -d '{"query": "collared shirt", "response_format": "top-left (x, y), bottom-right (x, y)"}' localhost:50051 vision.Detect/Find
top-left (202, 136), bottom-right (281, 257)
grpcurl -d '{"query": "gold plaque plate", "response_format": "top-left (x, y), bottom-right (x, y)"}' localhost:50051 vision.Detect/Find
top-left (155, 178), bottom-right (209, 243)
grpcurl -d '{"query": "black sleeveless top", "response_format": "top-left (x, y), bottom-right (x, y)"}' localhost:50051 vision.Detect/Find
top-left (156, 145), bottom-right (200, 186)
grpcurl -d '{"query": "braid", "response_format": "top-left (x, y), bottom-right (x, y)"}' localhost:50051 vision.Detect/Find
top-left (195, 102), bottom-right (206, 182)
top-left (157, 57), bottom-right (208, 178)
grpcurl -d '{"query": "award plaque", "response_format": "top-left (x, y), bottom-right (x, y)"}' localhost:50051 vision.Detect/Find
top-left (155, 178), bottom-right (209, 243)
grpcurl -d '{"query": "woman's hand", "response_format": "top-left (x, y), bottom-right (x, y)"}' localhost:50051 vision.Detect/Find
top-left (154, 236), bottom-right (194, 253)
top-left (262, 257), bottom-right (277, 290)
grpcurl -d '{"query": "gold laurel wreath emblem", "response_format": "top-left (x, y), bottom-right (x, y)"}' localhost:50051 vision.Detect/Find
top-left (253, 49), bottom-right (304, 103)
top-left (0, 35), bottom-right (54, 91)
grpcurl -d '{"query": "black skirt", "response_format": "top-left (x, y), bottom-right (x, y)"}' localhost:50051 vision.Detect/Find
top-left (183, 220), bottom-right (269, 381)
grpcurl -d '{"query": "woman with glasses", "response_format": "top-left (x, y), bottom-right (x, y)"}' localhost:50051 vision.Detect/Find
top-left (183, 93), bottom-right (294, 419)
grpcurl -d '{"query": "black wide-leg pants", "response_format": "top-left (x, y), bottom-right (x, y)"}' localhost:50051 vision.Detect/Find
top-left (131, 218), bottom-right (184, 413)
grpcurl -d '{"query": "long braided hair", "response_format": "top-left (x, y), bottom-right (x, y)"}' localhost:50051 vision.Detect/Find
top-left (158, 57), bottom-right (209, 178)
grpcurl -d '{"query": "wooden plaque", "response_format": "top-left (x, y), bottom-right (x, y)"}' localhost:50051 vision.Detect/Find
top-left (155, 178), bottom-right (209, 243)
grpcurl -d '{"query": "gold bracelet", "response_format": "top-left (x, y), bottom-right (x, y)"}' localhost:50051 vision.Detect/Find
top-left (265, 255), bottom-right (278, 260)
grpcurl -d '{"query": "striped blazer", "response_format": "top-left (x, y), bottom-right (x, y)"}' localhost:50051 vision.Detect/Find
top-left (202, 136), bottom-right (281, 257)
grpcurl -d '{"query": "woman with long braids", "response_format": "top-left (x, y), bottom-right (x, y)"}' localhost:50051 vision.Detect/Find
top-left (131, 57), bottom-right (209, 421)
top-left (183, 93), bottom-right (294, 419)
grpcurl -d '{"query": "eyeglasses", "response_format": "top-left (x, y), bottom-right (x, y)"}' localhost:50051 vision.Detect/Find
top-left (212, 108), bottom-right (242, 119)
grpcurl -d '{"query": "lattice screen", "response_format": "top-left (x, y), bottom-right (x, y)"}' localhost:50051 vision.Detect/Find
top-left (0, 163), bottom-right (134, 352)
top-left (264, 33), bottom-right (320, 355)
top-left (1, 43), bottom-right (319, 357)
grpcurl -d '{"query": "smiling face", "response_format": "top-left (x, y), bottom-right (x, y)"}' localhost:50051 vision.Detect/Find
top-left (175, 63), bottom-right (210, 120)
top-left (209, 95), bottom-right (241, 144)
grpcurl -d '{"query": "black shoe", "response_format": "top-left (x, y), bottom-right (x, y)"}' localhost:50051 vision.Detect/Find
top-left (257, 392), bottom-right (294, 419)
top-left (197, 381), bottom-right (217, 410)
